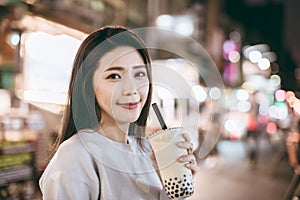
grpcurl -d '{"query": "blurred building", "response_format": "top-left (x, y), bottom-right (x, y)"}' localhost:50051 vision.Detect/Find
top-left (1, 0), bottom-right (300, 91)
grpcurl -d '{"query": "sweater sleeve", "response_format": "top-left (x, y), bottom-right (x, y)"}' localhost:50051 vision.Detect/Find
top-left (159, 188), bottom-right (170, 200)
top-left (39, 137), bottom-right (100, 200)
top-left (40, 171), bottom-right (99, 200)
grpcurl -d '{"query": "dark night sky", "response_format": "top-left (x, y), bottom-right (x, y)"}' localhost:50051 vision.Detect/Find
top-left (224, 0), bottom-right (300, 91)
top-left (285, 0), bottom-right (300, 69)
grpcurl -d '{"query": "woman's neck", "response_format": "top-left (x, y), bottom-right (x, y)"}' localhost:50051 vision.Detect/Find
top-left (98, 124), bottom-right (129, 143)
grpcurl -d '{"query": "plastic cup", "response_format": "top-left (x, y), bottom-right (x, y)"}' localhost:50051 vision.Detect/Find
top-left (147, 127), bottom-right (194, 199)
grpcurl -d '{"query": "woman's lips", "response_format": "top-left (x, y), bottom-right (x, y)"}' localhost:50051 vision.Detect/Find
top-left (118, 102), bottom-right (140, 110)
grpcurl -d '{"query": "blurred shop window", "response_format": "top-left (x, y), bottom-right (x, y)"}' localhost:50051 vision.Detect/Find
top-left (18, 31), bottom-right (81, 113)
top-left (0, 111), bottom-right (45, 200)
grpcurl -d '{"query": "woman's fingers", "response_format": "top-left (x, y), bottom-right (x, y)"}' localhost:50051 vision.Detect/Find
top-left (177, 154), bottom-right (200, 176)
top-left (181, 132), bottom-right (191, 142)
top-left (176, 132), bottom-right (200, 176)
top-left (177, 154), bottom-right (195, 162)
top-left (177, 132), bottom-right (194, 153)
top-left (185, 162), bottom-right (200, 175)
top-left (176, 140), bottom-right (194, 154)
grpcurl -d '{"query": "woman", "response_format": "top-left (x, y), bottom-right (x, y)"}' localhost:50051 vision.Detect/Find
top-left (39, 25), bottom-right (199, 199)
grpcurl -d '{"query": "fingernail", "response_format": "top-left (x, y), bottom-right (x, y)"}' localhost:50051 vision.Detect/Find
top-left (178, 157), bottom-right (185, 162)
top-left (176, 142), bottom-right (184, 147)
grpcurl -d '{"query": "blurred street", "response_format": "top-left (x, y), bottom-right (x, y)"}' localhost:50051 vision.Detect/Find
top-left (189, 138), bottom-right (293, 200)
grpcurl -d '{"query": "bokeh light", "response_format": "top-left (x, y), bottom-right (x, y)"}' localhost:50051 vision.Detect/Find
top-left (257, 57), bottom-right (270, 70)
top-left (275, 89), bottom-right (286, 101)
top-left (236, 89), bottom-right (249, 101)
top-left (266, 122), bottom-right (277, 135)
top-left (228, 50), bottom-right (240, 63)
top-left (209, 87), bottom-right (222, 100)
top-left (249, 50), bottom-right (262, 63)
top-left (192, 85), bottom-right (207, 103)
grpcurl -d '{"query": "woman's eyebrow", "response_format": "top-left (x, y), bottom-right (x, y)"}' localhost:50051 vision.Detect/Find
top-left (104, 65), bottom-right (146, 72)
top-left (133, 64), bottom-right (146, 69)
top-left (104, 66), bottom-right (125, 72)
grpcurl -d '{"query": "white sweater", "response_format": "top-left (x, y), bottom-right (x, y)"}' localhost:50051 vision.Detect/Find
top-left (39, 129), bottom-right (170, 200)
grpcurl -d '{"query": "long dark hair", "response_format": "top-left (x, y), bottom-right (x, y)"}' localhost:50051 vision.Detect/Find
top-left (56, 26), bottom-right (152, 147)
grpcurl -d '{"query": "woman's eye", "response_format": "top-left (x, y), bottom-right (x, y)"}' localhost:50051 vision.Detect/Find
top-left (107, 74), bottom-right (121, 79)
top-left (135, 71), bottom-right (146, 78)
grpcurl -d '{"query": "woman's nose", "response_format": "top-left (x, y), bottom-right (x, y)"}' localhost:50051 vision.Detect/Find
top-left (122, 75), bottom-right (137, 96)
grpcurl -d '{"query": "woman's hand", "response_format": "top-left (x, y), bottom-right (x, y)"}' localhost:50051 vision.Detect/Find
top-left (176, 133), bottom-right (200, 177)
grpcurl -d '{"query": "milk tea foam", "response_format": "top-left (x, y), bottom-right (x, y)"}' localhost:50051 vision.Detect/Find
top-left (147, 127), bottom-right (194, 199)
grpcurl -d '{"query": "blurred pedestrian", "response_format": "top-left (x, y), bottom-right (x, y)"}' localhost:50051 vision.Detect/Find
top-left (284, 120), bottom-right (300, 199)
top-left (245, 112), bottom-right (260, 169)
top-left (39, 26), bottom-right (199, 199)
top-left (286, 130), bottom-right (299, 168)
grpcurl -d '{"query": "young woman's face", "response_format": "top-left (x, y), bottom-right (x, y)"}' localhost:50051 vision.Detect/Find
top-left (93, 46), bottom-right (150, 126)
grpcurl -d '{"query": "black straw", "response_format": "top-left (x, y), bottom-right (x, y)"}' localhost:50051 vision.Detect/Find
top-left (152, 103), bottom-right (168, 130)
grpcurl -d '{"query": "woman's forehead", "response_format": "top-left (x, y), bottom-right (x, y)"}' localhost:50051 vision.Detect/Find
top-left (98, 46), bottom-right (144, 70)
